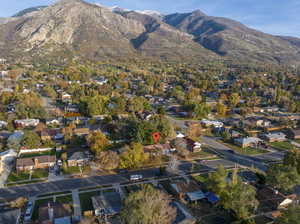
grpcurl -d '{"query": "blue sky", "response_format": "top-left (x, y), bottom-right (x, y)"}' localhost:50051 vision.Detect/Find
top-left (1, 0), bottom-right (300, 37)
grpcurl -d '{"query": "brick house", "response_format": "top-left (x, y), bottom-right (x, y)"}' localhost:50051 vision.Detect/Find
top-left (16, 155), bottom-right (56, 172)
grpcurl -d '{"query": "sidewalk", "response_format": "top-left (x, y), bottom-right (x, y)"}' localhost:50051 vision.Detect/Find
top-left (72, 189), bottom-right (82, 221)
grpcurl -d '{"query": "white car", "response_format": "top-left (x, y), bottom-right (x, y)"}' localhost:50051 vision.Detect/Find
top-left (130, 175), bottom-right (143, 181)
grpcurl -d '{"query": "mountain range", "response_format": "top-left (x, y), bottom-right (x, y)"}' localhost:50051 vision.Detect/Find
top-left (0, 0), bottom-right (300, 65)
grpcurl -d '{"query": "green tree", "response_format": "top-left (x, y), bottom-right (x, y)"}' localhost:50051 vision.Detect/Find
top-left (276, 205), bottom-right (300, 224)
top-left (120, 185), bottom-right (176, 224)
top-left (266, 164), bottom-right (300, 192)
top-left (230, 93), bottom-right (240, 107)
top-left (193, 103), bottom-right (211, 119)
top-left (206, 165), bottom-right (228, 195)
top-left (21, 131), bottom-right (41, 149)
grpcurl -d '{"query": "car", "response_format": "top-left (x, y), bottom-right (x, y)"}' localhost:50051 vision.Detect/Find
top-left (130, 175), bottom-right (143, 181)
top-left (24, 206), bottom-right (33, 221)
top-left (57, 160), bottom-right (62, 166)
top-left (227, 150), bottom-right (235, 154)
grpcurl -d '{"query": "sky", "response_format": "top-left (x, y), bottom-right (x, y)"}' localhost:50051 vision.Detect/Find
top-left (0, 0), bottom-right (300, 37)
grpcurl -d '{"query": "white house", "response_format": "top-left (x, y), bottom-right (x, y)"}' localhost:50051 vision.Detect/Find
top-left (14, 119), bottom-right (39, 128)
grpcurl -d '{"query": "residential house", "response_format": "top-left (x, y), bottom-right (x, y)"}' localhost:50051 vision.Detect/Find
top-left (0, 208), bottom-right (21, 224)
top-left (263, 132), bottom-right (286, 142)
top-left (234, 137), bottom-right (263, 148)
top-left (92, 191), bottom-right (122, 216)
top-left (14, 119), bottom-right (39, 128)
top-left (61, 93), bottom-right (72, 103)
top-left (38, 201), bottom-right (72, 224)
top-left (0, 121), bottom-right (7, 129)
top-left (172, 137), bottom-right (202, 153)
top-left (67, 151), bottom-right (90, 167)
top-left (143, 143), bottom-right (176, 156)
top-left (46, 118), bottom-right (62, 126)
top-left (16, 155), bottom-right (56, 171)
top-left (73, 127), bottom-right (90, 136)
top-left (257, 187), bottom-right (298, 210)
top-left (93, 77), bottom-right (108, 85)
top-left (171, 201), bottom-right (196, 224)
top-left (201, 119), bottom-right (223, 128)
top-left (170, 180), bottom-right (205, 202)
top-left (291, 129), bottom-right (300, 140)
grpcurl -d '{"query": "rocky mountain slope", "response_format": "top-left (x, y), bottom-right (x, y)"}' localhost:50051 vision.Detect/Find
top-left (1, 0), bottom-right (300, 65)
top-left (0, 0), bottom-right (215, 62)
top-left (163, 10), bottom-right (300, 64)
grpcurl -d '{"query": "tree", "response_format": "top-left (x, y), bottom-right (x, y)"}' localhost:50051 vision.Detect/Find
top-left (276, 205), bottom-right (300, 224)
top-left (206, 165), bottom-right (228, 195)
top-left (21, 131), bottom-right (41, 149)
top-left (283, 149), bottom-right (300, 174)
top-left (10, 197), bottom-right (28, 208)
top-left (166, 155), bottom-right (179, 175)
top-left (86, 131), bottom-right (109, 156)
top-left (97, 150), bottom-right (120, 170)
top-left (186, 123), bottom-right (202, 140)
top-left (120, 185), bottom-right (176, 224)
top-left (119, 143), bottom-right (149, 169)
top-left (193, 103), bottom-right (210, 119)
top-left (221, 181), bottom-right (258, 220)
top-left (216, 102), bottom-right (227, 117)
top-left (266, 164), bottom-right (300, 192)
top-left (230, 93), bottom-right (240, 107)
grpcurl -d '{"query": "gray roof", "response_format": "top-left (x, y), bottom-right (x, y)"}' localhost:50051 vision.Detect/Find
top-left (0, 208), bottom-right (20, 224)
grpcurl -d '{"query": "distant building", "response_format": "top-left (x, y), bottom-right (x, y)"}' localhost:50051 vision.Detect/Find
top-left (263, 132), bottom-right (286, 142)
top-left (234, 137), bottom-right (263, 148)
top-left (170, 180), bottom-right (205, 202)
top-left (14, 119), bottom-right (39, 128)
top-left (291, 129), bottom-right (300, 140)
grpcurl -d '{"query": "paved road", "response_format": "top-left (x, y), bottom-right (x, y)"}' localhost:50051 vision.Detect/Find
top-left (0, 157), bottom-right (237, 200)
top-left (201, 136), bottom-right (268, 171)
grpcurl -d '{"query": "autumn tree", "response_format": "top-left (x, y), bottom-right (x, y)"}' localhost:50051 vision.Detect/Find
top-left (97, 150), bottom-right (120, 170)
top-left (216, 102), bottom-right (227, 117)
top-left (119, 142), bottom-right (149, 169)
top-left (120, 185), bottom-right (176, 224)
top-left (10, 197), bottom-right (28, 208)
top-left (86, 131), bottom-right (109, 156)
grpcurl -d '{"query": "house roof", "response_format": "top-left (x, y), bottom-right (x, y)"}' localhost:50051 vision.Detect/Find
top-left (68, 151), bottom-right (88, 161)
top-left (39, 202), bottom-right (72, 223)
top-left (292, 129), bottom-right (300, 137)
top-left (264, 132), bottom-right (286, 140)
top-left (205, 192), bottom-right (219, 204)
top-left (16, 155), bottom-right (56, 167)
top-left (0, 208), bottom-right (20, 224)
top-left (92, 191), bottom-right (122, 215)
top-left (257, 187), bottom-right (297, 209)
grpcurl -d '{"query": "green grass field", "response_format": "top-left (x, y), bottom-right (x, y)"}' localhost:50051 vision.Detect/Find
top-left (270, 141), bottom-right (296, 151)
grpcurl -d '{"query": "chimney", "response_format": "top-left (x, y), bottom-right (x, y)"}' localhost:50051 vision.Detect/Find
top-left (48, 203), bottom-right (54, 222)
top-left (34, 158), bottom-right (39, 167)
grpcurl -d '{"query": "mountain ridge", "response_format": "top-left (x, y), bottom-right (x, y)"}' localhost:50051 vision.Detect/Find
top-left (1, 0), bottom-right (300, 65)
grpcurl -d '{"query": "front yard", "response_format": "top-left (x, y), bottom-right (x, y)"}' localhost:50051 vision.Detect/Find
top-left (7, 169), bottom-right (48, 183)
top-left (221, 142), bottom-right (269, 155)
top-left (270, 141), bottom-right (296, 151)
top-left (62, 165), bottom-right (91, 175)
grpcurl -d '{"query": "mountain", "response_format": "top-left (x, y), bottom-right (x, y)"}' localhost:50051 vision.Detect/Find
top-left (163, 10), bottom-right (300, 64)
top-left (0, 0), bottom-right (216, 63)
top-left (1, 0), bottom-right (300, 65)
top-left (12, 6), bottom-right (47, 17)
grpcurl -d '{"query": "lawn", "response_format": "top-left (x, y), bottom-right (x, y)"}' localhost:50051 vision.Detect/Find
top-left (79, 191), bottom-right (100, 212)
top-left (193, 174), bottom-right (209, 183)
top-left (31, 169), bottom-right (49, 179)
top-left (222, 142), bottom-right (269, 155)
top-left (294, 139), bottom-right (300, 144)
top-left (188, 147), bottom-right (217, 159)
top-left (270, 141), bottom-right (296, 151)
top-left (63, 165), bottom-right (91, 175)
top-left (7, 171), bottom-right (30, 182)
top-left (19, 150), bottom-right (56, 158)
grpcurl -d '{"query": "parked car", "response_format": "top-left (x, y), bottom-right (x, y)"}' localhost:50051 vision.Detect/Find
top-left (130, 175), bottom-right (143, 181)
